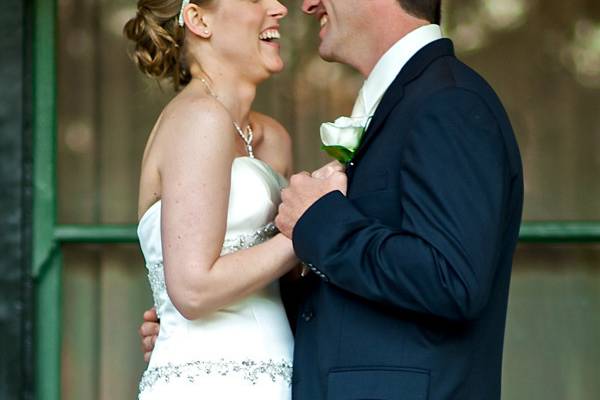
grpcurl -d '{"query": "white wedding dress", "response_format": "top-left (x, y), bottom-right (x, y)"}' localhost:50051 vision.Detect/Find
top-left (137, 156), bottom-right (294, 400)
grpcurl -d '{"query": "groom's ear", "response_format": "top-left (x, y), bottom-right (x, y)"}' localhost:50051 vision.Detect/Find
top-left (182, 5), bottom-right (213, 39)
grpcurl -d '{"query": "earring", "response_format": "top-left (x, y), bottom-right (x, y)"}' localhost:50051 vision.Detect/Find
top-left (204, 30), bottom-right (209, 34)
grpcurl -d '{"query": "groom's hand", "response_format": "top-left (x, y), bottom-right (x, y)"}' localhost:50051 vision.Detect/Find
top-left (310, 160), bottom-right (345, 179)
top-left (276, 169), bottom-right (347, 238)
top-left (139, 307), bottom-right (160, 362)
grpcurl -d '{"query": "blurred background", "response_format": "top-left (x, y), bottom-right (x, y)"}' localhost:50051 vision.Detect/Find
top-left (2, 0), bottom-right (599, 399)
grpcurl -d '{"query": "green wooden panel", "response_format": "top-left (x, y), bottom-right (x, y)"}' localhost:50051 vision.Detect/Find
top-left (55, 225), bottom-right (138, 243)
top-left (51, 222), bottom-right (600, 245)
top-left (35, 252), bottom-right (62, 400)
top-left (519, 222), bottom-right (600, 243)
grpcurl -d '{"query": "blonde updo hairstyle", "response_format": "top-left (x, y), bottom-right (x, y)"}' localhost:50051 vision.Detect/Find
top-left (124, 0), bottom-right (211, 90)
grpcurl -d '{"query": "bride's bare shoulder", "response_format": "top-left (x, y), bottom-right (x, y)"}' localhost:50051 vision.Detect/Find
top-left (161, 93), bottom-right (231, 136)
top-left (154, 93), bottom-right (235, 154)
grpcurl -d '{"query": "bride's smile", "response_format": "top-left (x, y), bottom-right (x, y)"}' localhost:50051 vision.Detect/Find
top-left (188, 0), bottom-right (288, 83)
top-left (259, 26), bottom-right (281, 49)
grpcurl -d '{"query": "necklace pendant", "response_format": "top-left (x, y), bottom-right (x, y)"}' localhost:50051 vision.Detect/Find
top-left (233, 122), bottom-right (255, 158)
top-left (197, 77), bottom-right (255, 158)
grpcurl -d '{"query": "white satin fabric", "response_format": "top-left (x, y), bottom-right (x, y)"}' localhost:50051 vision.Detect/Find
top-left (137, 157), bottom-right (293, 400)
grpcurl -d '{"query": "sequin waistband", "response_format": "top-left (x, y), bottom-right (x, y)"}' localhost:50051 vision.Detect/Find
top-left (139, 358), bottom-right (293, 393)
top-left (220, 222), bottom-right (279, 255)
top-left (146, 222), bottom-right (279, 316)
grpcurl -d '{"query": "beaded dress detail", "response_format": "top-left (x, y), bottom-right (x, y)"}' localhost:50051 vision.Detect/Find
top-left (137, 157), bottom-right (293, 400)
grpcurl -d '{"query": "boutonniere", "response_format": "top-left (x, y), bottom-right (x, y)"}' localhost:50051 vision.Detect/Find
top-left (320, 116), bottom-right (372, 164)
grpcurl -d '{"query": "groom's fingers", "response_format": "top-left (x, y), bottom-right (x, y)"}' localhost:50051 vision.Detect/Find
top-left (143, 334), bottom-right (155, 348)
top-left (277, 170), bottom-right (346, 237)
top-left (311, 161), bottom-right (344, 179)
top-left (143, 307), bottom-right (158, 322)
top-left (311, 169), bottom-right (327, 179)
top-left (139, 321), bottom-right (160, 338)
top-left (329, 171), bottom-right (348, 196)
top-left (275, 203), bottom-right (293, 238)
top-left (142, 336), bottom-right (152, 352)
top-left (328, 160), bottom-right (345, 172)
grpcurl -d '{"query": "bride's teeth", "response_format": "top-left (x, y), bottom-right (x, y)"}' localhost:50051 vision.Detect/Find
top-left (259, 30), bottom-right (280, 40)
top-left (320, 15), bottom-right (328, 28)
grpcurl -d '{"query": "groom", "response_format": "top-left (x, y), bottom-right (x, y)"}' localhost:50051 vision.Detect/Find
top-left (141, 0), bottom-right (523, 398)
top-left (274, 0), bottom-right (523, 399)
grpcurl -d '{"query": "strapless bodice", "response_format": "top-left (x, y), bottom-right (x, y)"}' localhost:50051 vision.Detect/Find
top-left (136, 157), bottom-right (293, 399)
top-left (138, 156), bottom-right (287, 264)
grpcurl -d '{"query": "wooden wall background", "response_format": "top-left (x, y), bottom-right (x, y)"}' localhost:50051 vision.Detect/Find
top-left (55, 0), bottom-right (600, 399)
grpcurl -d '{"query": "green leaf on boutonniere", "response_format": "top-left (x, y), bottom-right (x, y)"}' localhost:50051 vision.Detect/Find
top-left (320, 145), bottom-right (355, 164)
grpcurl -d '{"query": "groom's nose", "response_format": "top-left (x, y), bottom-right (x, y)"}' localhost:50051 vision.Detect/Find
top-left (301, 0), bottom-right (321, 15)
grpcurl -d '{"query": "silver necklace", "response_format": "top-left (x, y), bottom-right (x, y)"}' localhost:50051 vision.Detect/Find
top-left (197, 77), bottom-right (254, 158)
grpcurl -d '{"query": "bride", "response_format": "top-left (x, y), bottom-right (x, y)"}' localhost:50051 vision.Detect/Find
top-left (124, 0), bottom-right (297, 398)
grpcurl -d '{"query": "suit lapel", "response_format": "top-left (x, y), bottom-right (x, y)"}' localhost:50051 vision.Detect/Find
top-left (350, 39), bottom-right (455, 165)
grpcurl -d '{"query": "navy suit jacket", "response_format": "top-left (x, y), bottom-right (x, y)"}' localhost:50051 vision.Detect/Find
top-left (290, 39), bottom-right (524, 400)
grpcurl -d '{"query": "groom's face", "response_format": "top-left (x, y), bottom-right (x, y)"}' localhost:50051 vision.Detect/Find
top-left (301, 0), bottom-right (371, 63)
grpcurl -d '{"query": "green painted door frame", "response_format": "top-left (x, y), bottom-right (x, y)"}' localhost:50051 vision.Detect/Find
top-left (32, 0), bottom-right (60, 399)
top-left (30, 0), bottom-right (600, 399)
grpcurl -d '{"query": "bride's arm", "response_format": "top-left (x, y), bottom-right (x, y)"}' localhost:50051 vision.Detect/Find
top-left (158, 100), bottom-right (297, 321)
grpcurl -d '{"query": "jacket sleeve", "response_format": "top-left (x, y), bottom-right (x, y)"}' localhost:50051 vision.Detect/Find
top-left (292, 88), bottom-right (511, 321)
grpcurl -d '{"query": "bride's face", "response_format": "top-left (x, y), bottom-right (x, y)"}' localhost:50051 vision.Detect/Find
top-left (209, 0), bottom-right (288, 81)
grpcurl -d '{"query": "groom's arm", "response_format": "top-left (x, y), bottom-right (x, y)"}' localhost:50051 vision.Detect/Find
top-left (292, 88), bottom-right (514, 322)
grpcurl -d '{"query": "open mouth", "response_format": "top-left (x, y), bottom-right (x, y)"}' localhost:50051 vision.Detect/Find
top-left (320, 14), bottom-right (328, 28)
top-left (259, 29), bottom-right (281, 44)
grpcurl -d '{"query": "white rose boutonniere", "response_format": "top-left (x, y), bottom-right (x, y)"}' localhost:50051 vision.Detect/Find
top-left (320, 116), bottom-right (371, 164)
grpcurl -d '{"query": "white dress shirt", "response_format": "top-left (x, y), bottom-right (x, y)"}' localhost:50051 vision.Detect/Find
top-left (351, 24), bottom-right (443, 119)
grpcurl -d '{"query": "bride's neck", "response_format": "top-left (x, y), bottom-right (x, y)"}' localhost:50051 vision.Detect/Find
top-left (190, 66), bottom-right (256, 127)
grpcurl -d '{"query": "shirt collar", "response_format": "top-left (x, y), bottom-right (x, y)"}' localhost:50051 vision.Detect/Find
top-left (357, 24), bottom-right (442, 116)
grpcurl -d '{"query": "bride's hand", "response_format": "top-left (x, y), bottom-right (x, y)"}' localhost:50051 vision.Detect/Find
top-left (139, 307), bottom-right (160, 362)
top-left (311, 161), bottom-right (345, 180)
